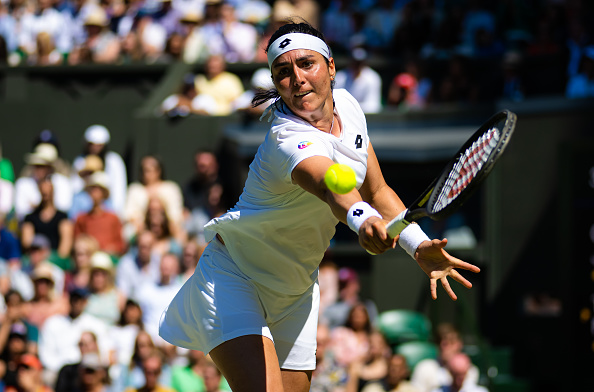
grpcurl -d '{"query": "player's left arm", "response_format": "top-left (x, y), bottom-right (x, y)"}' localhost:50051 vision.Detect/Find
top-left (359, 142), bottom-right (407, 221)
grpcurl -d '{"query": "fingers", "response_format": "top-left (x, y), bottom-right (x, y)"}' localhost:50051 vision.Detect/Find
top-left (450, 269), bottom-right (473, 289)
top-left (441, 277), bottom-right (458, 301)
top-left (430, 279), bottom-right (437, 300)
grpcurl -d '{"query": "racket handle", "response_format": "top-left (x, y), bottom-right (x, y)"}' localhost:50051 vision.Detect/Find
top-left (386, 209), bottom-right (411, 238)
top-left (366, 209), bottom-right (411, 256)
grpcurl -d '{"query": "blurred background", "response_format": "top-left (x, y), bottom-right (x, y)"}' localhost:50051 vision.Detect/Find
top-left (0, 0), bottom-right (593, 391)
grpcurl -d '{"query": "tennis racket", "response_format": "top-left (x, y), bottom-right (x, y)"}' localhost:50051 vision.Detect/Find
top-left (386, 109), bottom-right (517, 239)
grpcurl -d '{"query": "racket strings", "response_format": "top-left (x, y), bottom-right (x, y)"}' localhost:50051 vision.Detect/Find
top-left (433, 126), bottom-right (500, 213)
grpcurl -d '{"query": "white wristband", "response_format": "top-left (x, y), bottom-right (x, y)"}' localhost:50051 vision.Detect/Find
top-left (347, 201), bottom-right (382, 234)
top-left (399, 223), bottom-right (430, 258)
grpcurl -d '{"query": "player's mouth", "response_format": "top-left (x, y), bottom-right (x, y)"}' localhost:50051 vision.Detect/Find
top-left (294, 90), bottom-right (312, 97)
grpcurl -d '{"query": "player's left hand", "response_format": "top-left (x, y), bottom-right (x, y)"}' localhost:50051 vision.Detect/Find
top-left (414, 238), bottom-right (481, 301)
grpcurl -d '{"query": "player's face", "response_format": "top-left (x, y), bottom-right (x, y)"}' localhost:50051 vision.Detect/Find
top-left (271, 49), bottom-right (335, 122)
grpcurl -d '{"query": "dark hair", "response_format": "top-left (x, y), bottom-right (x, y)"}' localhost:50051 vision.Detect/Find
top-left (140, 154), bottom-right (165, 183)
top-left (252, 19), bottom-right (332, 108)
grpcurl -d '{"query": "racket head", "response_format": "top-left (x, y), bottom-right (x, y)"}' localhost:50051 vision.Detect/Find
top-left (424, 109), bottom-right (517, 221)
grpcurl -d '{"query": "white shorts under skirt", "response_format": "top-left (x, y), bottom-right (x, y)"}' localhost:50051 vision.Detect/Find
top-left (159, 237), bottom-right (320, 370)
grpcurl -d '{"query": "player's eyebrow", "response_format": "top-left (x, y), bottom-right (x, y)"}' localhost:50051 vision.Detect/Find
top-left (273, 55), bottom-right (316, 69)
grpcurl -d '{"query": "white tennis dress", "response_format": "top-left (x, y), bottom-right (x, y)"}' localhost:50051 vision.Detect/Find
top-left (159, 89), bottom-right (370, 368)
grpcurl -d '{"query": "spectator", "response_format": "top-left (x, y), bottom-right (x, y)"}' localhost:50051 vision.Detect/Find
top-left (17, 0), bottom-right (72, 58)
top-left (69, 155), bottom-right (116, 222)
top-left (310, 323), bottom-right (348, 392)
top-left (153, 0), bottom-right (182, 37)
top-left (110, 300), bottom-right (144, 368)
top-left (329, 302), bottom-right (373, 367)
top-left (119, 31), bottom-right (146, 64)
top-left (334, 47), bottom-right (382, 113)
top-left (54, 331), bottom-right (101, 392)
top-left (289, 0), bottom-right (320, 29)
top-left (144, 199), bottom-right (183, 257)
top-left (354, 353), bottom-right (419, 392)
top-left (74, 171), bottom-right (126, 256)
top-left (217, 2), bottom-right (258, 63)
top-left (14, 143), bottom-right (72, 222)
top-left (0, 2), bottom-right (18, 56)
top-left (321, 0), bottom-right (354, 55)
top-left (501, 51), bottom-right (525, 101)
top-left (76, 352), bottom-right (111, 392)
top-left (21, 176), bottom-right (73, 261)
top-left (364, 0), bottom-right (402, 50)
top-left (566, 45), bottom-right (594, 99)
top-left (0, 141), bottom-right (15, 183)
top-left (68, 8), bottom-right (121, 65)
top-left (133, 253), bottom-right (183, 343)
top-left (160, 73), bottom-right (210, 118)
top-left (0, 213), bottom-right (20, 264)
top-left (202, 361), bottom-right (225, 392)
top-left (158, 32), bottom-right (185, 63)
top-left (430, 353), bottom-right (488, 392)
top-left (193, 54), bottom-right (245, 115)
top-left (65, 235), bottom-right (99, 293)
top-left (84, 252), bottom-right (126, 326)
top-left (182, 182), bottom-right (226, 244)
top-left (28, 31), bottom-right (63, 65)
top-left (0, 322), bottom-right (29, 390)
top-left (71, 125), bottom-right (128, 218)
top-left (30, 130), bottom-right (71, 178)
top-left (0, 290), bottom-right (38, 358)
top-left (231, 67), bottom-right (275, 117)
top-left (124, 349), bottom-right (175, 392)
top-left (411, 323), bottom-right (479, 392)
top-left (116, 230), bottom-right (161, 299)
top-left (345, 331), bottom-right (392, 392)
top-left (38, 287), bottom-right (113, 385)
top-left (118, 331), bottom-right (171, 391)
top-left (180, 240), bottom-right (205, 282)
top-left (180, 11), bottom-right (209, 64)
top-left (434, 55), bottom-right (479, 104)
top-left (137, 15), bottom-right (168, 64)
top-left (182, 150), bottom-right (220, 216)
top-left (125, 155), bottom-right (183, 240)
top-left (323, 267), bottom-right (378, 330)
top-left (23, 263), bottom-right (68, 329)
top-left (5, 354), bottom-right (52, 392)
top-left (21, 235), bottom-right (65, 298)
top-left (170, 350), bottom-right (210, 392)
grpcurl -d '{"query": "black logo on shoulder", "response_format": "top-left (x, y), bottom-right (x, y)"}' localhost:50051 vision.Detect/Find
top-left (355, 134), bottom-right (363, 149)
top-left (279, 38), bottom-right (292, 49)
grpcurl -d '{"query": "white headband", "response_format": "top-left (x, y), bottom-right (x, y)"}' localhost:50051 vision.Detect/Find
top-left (267, 33), bottom-right (330, 68)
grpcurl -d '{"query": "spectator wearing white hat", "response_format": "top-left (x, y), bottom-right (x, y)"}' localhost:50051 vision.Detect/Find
top-left (74, 171), bottom-right (126, 256)
top-left (84, 251), bottom-right (126, 326)
top-left (334, 47), bottom-right (382, 114)
top-left (71, 125), bottom-right (127, 218)
top-left (14, 143), bottom-right (73, 222)
top-left (17, 0), bottom-right (73, 58)
top-left (68, 7), bottom-right (120, 64)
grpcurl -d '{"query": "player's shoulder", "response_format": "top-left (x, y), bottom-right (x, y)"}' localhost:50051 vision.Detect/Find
top-left (333, 88), bottom-right (365, 116)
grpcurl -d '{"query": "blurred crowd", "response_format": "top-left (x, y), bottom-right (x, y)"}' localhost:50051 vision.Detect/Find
top-left (0, 124), bottom-right (490, 392)
top-left (0, 0), bottom-right (593, 112)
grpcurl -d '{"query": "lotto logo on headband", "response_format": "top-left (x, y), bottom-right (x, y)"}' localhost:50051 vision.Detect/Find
top-left (278, 38), bottom-right (292, 49)
top-left (298, 141), bottom-right (313, 149)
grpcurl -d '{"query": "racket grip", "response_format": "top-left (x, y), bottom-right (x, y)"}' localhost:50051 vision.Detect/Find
top-left (366, 209), bottom-right (411, 256)
top-left (386, 209), bottom-right (411, 238)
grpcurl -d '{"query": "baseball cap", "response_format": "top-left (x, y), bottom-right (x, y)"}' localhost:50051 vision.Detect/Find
top-left (32, 262), bottom-right (56, 283)
top-left (30, 234), bottom-right (51, 250)
top-left (84, 125), bottom-right (110, 145)
top-left (80, 353), bottom-right (103, 370)
top-left (19, 354), bottom-right (42, 370)
top-left (69, 286), bottom-right (90, 300)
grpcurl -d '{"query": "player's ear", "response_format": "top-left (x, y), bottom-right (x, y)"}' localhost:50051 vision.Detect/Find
top-left (328, 57), bottom-right (336, 79)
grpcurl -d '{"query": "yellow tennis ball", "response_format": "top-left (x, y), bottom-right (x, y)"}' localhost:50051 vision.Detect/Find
top-left (324, 164), bottom-right (357, 194)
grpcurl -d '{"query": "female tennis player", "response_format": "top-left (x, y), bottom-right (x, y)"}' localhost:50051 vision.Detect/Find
top-left (160, 20), bottom-right (480, 392)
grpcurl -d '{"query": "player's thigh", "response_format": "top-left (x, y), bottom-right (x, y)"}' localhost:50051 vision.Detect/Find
top-left (281, 369), bottom-right (313, 392)
top-left (209, 334), bottom-right (283, 392)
